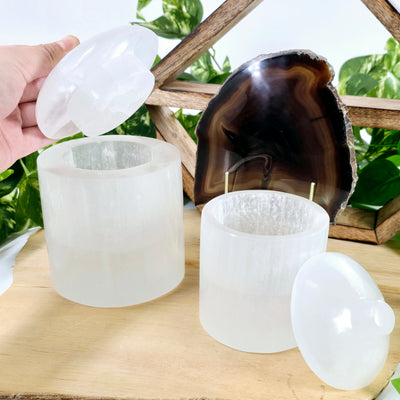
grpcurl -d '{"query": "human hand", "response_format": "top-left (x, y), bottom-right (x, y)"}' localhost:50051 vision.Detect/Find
top-left (0, 36), bottom-right (80, 173)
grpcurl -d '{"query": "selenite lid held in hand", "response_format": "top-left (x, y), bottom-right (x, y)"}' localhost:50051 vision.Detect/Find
top-left (291, 252), bottom-right (395, 390)
top-left (36, 24), bottom-right (158, 139)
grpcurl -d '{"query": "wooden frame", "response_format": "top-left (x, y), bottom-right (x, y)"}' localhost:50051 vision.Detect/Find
top-left (145, 0), bottom-right (400, 244)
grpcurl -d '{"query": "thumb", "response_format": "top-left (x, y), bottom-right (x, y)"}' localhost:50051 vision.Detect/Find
top-left (21, 35), bottom-right (80, 83)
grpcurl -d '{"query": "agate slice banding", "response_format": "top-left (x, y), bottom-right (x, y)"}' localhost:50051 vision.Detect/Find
top-left (194, 50), bottom-right (357, 222)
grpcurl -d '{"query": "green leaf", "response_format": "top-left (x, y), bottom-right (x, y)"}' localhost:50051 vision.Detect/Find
top-left (352, 126), bottom-right (363, 143)
top-left (21, 152), bottom-right (39, 173)
top-left (136, 0), bottom-right (203, 39)
top-left (137, 16), bottom-right (185, 39)
top-left (188, 51), bottom-right (232, 84)
top-left (0, 161), bottom-right (24, 198)
top-left (15, 169), bottom-right (43, 230)
top-left (380, 72), bottom-right (400, 98)
top-left (338, 53), bottom-right (387, 95)
top-left (385, 37), bottom-right (399, 53)
top-left (383, 51), bottom-right (395, 70)
top-left (392, 377), bottom-right (400, 394)
top-left (339, 57), bottom-right (368, 85)
top-left (190, 52), bottom-right (214, 82)
top-left (0, 170), bottom-right (13, 182)
top-left (138, 0), bottom-right (152, 11)
top-left (339, 56), bottom-right (381, 85)
top-left (392, 61), bottom-right (400, 79)
top-left (350, 158), bottom-right (400, 207)
top-left (361, 128), bottom-right (400, 162)
top-left (136, 0), bottom-right (154, 21)
top-left (177, 72), bottom-right (197, 81)
top-left (106, 105), bottom-right (156, 138)
top-left (55, 132), bottom-right (85, 145)
top-left (387, 154), bottom-right (400, 166)
top-left (0, 170), bottom-right (17, 198)
top-left (162, 0), bottom-right (203, 25)
top-left (175, 109), bottom-right (201, 143)
top-left (0, 194), bottom-right (16, 244)
top-left (222, 56), bottom-right (231, 73)
top-left (209, 72), bottom-right (231, 84)
top-left (152, 54), bottom-right (161, 68)
top-left (342, 73), bottom-right (379, 96)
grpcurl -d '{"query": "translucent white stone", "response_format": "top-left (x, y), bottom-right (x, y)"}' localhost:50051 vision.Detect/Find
top-left (0, 228), bottom-right (39, 296)
top-left (36, 24), bottom-right (158, 139)
top-left (291, 252), bottom-right (395, 390)
top-left (37, 136), bottom-right (184, 307)
top-left (199, 190), bottom-right (330, 353)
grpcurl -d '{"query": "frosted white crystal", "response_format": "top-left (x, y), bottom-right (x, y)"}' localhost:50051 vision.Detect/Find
top-left (37, 136), bottom-right (184, 307)
top-left (36, 24), bottom-right (158, 139)
top-left (291, 252), bottom-right (395, 390)
top-left (199, 190), bottom-right (329, 353)
top-left (0, 228), bottom-right (39, 296)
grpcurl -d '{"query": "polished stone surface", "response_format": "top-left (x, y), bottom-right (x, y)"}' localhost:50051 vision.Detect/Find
top-left (194, 50), bottom-right (357, 222)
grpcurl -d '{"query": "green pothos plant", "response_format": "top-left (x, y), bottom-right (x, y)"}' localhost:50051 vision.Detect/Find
top-left (338, 37), bottom-right (400, 210)
top-left (0, 0), bottom-right (399, 245)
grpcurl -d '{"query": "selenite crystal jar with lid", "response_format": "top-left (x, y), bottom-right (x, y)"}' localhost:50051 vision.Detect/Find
top-left (38, 136), bottom-right (184, 307)
top-left (199, 190), bottom-right (395, 390)
top-left (36, 25), bottom-right (185, 307)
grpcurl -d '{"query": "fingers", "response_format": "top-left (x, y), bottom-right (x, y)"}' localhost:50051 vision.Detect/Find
top-left (20, 77), bottom-right (46, 103)
top-left (0, 36), bottom-right (79, 121)
top-left (19, 102), bottom-right (37, 128)
top-left (19, 35), bottom-right (80, 83)
top-left (15, 126), bottom-right (56, 160)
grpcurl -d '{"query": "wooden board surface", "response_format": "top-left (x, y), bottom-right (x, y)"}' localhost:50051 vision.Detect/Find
top-left (0, 209), bottom-right (399, 400)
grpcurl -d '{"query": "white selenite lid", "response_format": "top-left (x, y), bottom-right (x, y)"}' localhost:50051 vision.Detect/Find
top-left (36, 24), bottom-right (158, 139)
top-left (291, 252), bottom-right (395, 391)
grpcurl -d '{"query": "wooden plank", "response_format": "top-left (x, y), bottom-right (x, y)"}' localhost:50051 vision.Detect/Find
top-left (329, 224), bottom-right (378, 244)
top-left (148, 105), bottom-right (197, 199)
top-left (376, 194), bottom-right (400, 244)
top-left (181, 164), bottom-right (195, 203)
top-left (361, 0), bottom-right (400, 43)
top-left (146, 81), bottom-right (220, 110)
top-left (155, 129), bottom-right (195, 203)
top-left (151, 0), bottom-right (262, 87)
top-left (334, 206), bottom-right (376, 230)
top-left (146, 84), bottom-right (400, 130)
top-left (329, 207), bottom-right (378, 243)
top-left (0, 210), bottom-right (399, 400)
top-left (343, 95), bottom-right (400, 130)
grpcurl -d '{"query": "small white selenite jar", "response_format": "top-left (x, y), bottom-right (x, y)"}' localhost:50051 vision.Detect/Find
top-left (37, 136), bottom-right (184, 307)
top-left (199, 190), bottom-right (329, 353)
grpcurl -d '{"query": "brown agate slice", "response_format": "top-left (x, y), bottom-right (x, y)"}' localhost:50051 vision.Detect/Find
top-left (194, 50), bottom-right (357, 222)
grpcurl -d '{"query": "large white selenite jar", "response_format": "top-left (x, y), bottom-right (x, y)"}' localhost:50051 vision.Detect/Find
top-left (37, 135), bottom-right (184, 307)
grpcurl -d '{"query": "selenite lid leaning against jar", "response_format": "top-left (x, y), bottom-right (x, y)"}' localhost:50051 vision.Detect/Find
top-left (199, 190), bottom-right (395, 391)
top-left (36, 24), bottom-right (158, 139)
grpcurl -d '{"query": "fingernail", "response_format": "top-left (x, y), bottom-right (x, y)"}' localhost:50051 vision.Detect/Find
top-left (57, 35), bottom-right (80, 51)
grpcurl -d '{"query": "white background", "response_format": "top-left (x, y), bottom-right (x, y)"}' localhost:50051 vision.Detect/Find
top-left (0, 0), bottom-right (394, 82)
top-left (142, 0), bottom-right (393, 83)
